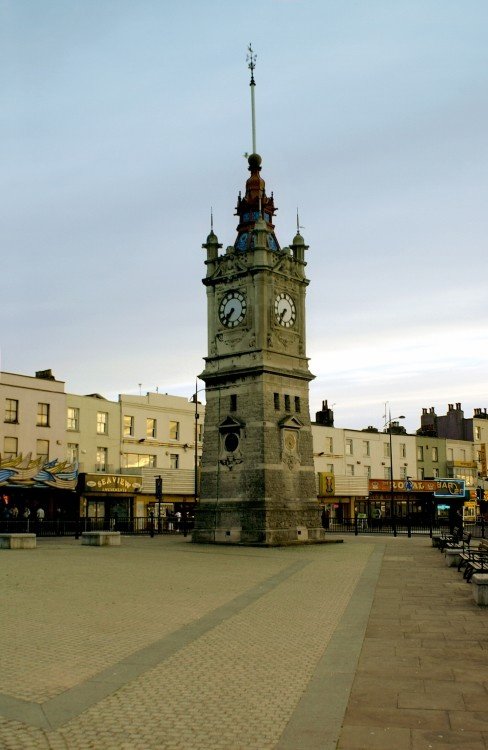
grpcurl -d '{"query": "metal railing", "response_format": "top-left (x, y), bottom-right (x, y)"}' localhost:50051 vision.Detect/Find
top-left (0, 516), bottom-right (195, 537)
top-left (326, 516), bottom-right (486, 539)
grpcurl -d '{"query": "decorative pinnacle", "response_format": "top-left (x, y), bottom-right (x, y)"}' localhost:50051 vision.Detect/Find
top-left (210, 207), bottom-right (213, 232)
top-left (247, 44), bottom-right (257, 155)
top-left (247, 43), bottom-right (256, 85)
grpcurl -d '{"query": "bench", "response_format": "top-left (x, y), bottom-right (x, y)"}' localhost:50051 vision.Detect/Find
top-left (81, 531), bottom-right (121, 546)
top-left (472, 574), bottom-right (488, 606)
top-left (0, 533), bottom-right (36, 549)
top-left (460, 539), bottom-right (488, 582)
top-left (439, 531), bottom-right (471, 553)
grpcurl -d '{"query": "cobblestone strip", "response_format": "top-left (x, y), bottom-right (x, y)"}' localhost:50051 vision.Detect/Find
top-left (0, 557), bottom-right (310, 732)
top-left (55, 544), bottom-right (372, 750)
top-left (275, 543), bottom-right (385, 750)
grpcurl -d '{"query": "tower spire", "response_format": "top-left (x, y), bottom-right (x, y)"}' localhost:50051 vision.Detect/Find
top-left (247, 43), bottom-right (257, 155)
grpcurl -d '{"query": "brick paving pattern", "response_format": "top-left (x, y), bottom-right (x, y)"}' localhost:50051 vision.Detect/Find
top-left (0, 534), bottom-right (486, 749)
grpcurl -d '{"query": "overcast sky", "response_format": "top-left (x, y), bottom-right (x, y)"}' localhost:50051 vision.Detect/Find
top-left (2, 1), bottom-right (487, 434)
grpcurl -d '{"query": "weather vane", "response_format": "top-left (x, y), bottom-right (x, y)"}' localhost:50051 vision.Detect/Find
top-left (247, 43), bottom-right (257, 154)
top-left (296, 208), bottom-right (305, 234)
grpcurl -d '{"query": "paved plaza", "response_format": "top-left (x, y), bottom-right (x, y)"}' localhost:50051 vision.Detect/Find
top-left (0, 534), bottom-right (487, 749)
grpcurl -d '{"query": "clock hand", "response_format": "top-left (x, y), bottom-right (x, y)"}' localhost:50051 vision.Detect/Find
top-left (279, 307), bottom-right (287, 321)
top-left (226, 307), bottom-right (236, 323)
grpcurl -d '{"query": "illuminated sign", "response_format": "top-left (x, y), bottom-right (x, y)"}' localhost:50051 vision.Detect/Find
top-left (81, 474), bottom-right (142, 494)
top-left (434, 479), bottom-right (465, 498)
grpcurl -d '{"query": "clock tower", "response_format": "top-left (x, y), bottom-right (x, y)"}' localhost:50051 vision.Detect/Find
top-left (192, 53), bottom-right (324, 546)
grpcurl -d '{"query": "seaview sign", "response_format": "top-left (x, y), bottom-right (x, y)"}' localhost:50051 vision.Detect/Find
top-left (434, 479), bottom-right (465, 498)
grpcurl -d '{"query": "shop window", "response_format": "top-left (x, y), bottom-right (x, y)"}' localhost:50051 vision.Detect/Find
top-left (169, 421), bottom-right (180, 440)
top-left (3, 436), bottom-right (18, 459)
top-left (146, 418), bottom-right (156, 438)
top-left (96, 447), bottom-right (108, 472)
top-left (67, 443), bottom-right (79, 463)
top-left (37, 402), bottom-right (50, 427)
top-left (5, 398), bottom-right (18, 424)
top-left (97, 412), bottom-right (108, 435)
top-left (123, 415), bottom-right (134, 437)
top-left (67, 407), bottom-right (79, 431)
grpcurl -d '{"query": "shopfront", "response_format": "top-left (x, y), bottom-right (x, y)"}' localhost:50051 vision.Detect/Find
top-left (78, 473), bottom-right (142, 528)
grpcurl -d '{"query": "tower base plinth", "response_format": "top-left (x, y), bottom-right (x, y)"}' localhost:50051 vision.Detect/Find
top-left (192, 501), bottom-right (330, 546)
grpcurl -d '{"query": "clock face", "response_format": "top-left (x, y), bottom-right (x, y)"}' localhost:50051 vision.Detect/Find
top-left (274, 293), bottom-right (296, 328)
top-left (219, 291), bottom-right (247, 328)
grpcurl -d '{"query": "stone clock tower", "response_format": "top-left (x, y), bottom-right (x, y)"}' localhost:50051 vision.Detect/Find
top-left (192, 147), bottom-right (325, 546)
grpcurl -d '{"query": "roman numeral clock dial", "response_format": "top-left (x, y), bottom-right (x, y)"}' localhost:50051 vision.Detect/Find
top-left (274, 293), bottom-right (296, 328)
top-left (219, 291), bottom-right (247, 328)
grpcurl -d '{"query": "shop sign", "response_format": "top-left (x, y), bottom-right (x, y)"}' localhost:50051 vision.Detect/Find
top-left (82, 474), bottom-right (142, 493)
top-left (434, 479), bottom-right (465, 497)
top-left (369, 479), bottom-right (437, 493)
top-left (318, 472), bottom-right (335, 497)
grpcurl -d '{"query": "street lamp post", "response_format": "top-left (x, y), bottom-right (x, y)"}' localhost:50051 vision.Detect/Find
top-left (190, 379), bottom-right (205, 506)
top-left (385, 407), bottom-right (405, 530)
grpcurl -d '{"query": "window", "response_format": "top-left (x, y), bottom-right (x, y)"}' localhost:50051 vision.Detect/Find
top-left (146, 418), bottom-right (156, 438)
top-left (67, 443), bottom-right (79, 463)
top-left (97, 412), bottom-right (108, 435)
top-left (284, 394), bottom-right (291, 412)
top-left (417, 446), bottom-right (424, 461)
top-left (123, 415), bottom-right (134, 437)
top-left (169, 421), bottom-right (179, 440)
top-left (325, 437), bottom-right (333, 453)
top-left (122, 453), bottom-right (156, 468)
top-left (294, 396), bottom-right (301, 413)
top-left (460, 449), bottom-right (466, 461)
top-left (384, 466), bottom-right (391, 480)
top-left (433, 468), bottom-right (440, 478)
top-left (447, 448), bottom-right (453, 461)
top-left (96, 447), bottom-right (108, 472)
top-left (36, 439), bottom-right (49, 463)
top-left (475, 426), bottom-right (481, 440)
top-left (5, 398), bottom-right (18, 423)
top-left (432, 447), bottom-right (438, 462)
top-left (478, 450), bottom-right (483, 462)
top-left (364, 465), bottom-right (371, 477)
top-left (67, 407), bottom-right (79, 431)
top-left (230, 395), bottom-right (237, 412)
top-left (362, 440), bottom-right (370, 457)
top-left (345, 464), bottom-right (354, 476)
top-left (37, 402), bottom-right (50, 427)
top-left (3, 437), bottom-right (18, 459)
top-left (345, 439), bottom-right (353, 456)
top-left (383, 442), bottom-right (390, 458)
top-left (400, 443), bottom-right (406, 458)
top-left (169, 453), bottom-right (179, 469)
top-left (274, 393), bottom-right (280, 410)
top-left (418, 467), bottom-right (425, 480)
top-left (399, 466), bottom-right (407, 479)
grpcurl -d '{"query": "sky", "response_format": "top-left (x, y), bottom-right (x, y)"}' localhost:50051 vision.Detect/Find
top-left (2, 0), bottom-right (487, 434)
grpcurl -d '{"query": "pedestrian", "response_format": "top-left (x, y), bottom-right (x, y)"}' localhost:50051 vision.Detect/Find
top-left (36, 507), bottom-right (45, 522)
top-left (175, 510), bottom-right (182, 532)
top-left (321, 507), bottom-right (330, 530)
top-left (23, 507), bottom-right (31, 520)
top-left (454, 508), bottom-right (463, 538)
top-left (10, 504), bottom-right (19, 519)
